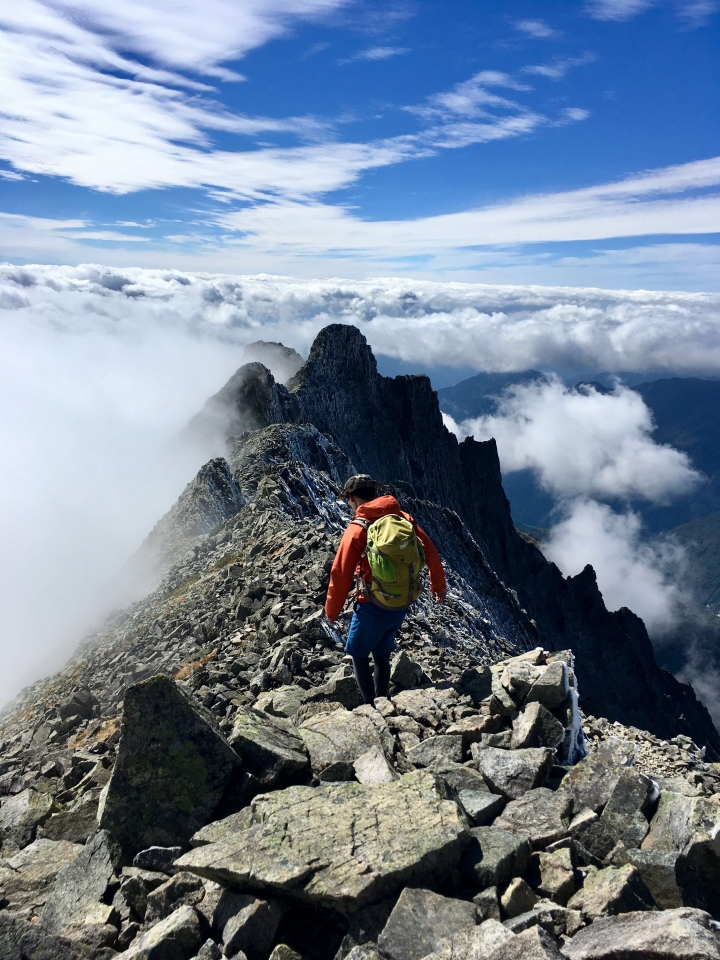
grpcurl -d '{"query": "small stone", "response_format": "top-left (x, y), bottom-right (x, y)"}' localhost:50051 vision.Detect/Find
top-left (560, 740), bottom-right (636, 814)
top-left (254, 685), bottom-right (307, 719)
top-left (531, 847), bottom-right (577, 906)
top-left (390, 652), bottom-right (424, 691)
top-left (460, 826), bottom-right (532, 890)
top-left (494, 788), bottom-right (573, 850)
top-left (213, 890), bottom-right (284, 957)
top-left (377, 887), bottom-right (476, 960)
top-left (269, 945), bottom-right (302, 960)
top-left (196, 939), bottom-right (223, 960)
top-left (458, 790), bottom-right (506, 826)
top-left (625, 849), bottom-right (683, 909)
top-left (473, 747), bottom-right (554, 800)
top-left (0, 837), bottom-right (82, 920)
top-left (501, 877), bottom-right (538, 919)
top-left (511, 703), bottom-right (565, 751)
top-left (134, 846), bottom-right (184, 875)
top-left (501, 662), bottom-right (543, 702)
top-left (145, 871), bottom-right (205, 925)
top-left (354, 746), bottom-right (399, 785)
top-left (566, 864), bottom-right (656, 921)
top-left (39, 829), bottom-right (122, 937)
top-left (229, 705), bottom-right (309, 787)
top-left (0, 788), bottom-right (54, 850)
top-left (407, 735), bottom-right (462, 768)
top-left (485, 925), bottom-right (562, 959)
top-left (423, 919), bottom-right (514, 960)
top-left (474, 886), bottom-right (501, 921)
top-left (123, 904), bottom-right (203, 959)
top-left (300, 709), bottom-right (387, 776)
top-left (525, 662), bottom-right (569, 710)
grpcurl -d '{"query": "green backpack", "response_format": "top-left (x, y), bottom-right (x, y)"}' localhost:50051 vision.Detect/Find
top-left (352, 514), bottom-right (426, 609)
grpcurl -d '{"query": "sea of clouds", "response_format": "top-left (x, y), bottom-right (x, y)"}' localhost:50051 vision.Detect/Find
top-left (3, 262), bottom-right (720, 710)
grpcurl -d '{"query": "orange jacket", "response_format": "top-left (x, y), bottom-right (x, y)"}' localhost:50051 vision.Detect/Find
top-left (324, 495), bottom-right (447, 621)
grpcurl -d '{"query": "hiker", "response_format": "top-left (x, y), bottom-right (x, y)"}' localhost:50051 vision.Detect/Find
top-left (325, 474), bottom-right (447, 704)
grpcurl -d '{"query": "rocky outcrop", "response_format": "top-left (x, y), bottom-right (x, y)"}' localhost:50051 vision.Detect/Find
top-left (98, 676), bottom-right (240, 859)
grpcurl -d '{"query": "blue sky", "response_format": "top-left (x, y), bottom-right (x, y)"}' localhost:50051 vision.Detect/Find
top-left (1, 0), bottom-right (719, 287)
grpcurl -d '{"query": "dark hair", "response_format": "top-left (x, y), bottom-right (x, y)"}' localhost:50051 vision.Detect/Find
top-left (352, 486), bottom-right (380, 502)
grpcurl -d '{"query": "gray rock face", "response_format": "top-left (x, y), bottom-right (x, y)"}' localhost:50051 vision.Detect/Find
top-left (377, 887), bottom-right (476, 960)
top-left (407, 735), bottom-right (462, 768)
top-left (566, 864), bottom-right (656, 921)
top-left (176, 770), bottom-right (468, 915)
top-left (494, 788), bottom-right (573, 850)
top-left (560, 907), bottom-right (720, 959)
top-left (212, 890), bottom-right (284, 958)
top-left (124, 904), bottom-right (203, 960)
top-left (0, 788), bottom-right (54, 850)
top-left (39, 829), bottom-right (121, 936)
top-left (473, 747), bottom-right (554, 800)
top-left (511, 703), bottom-right (565, 751)
top-left (99, 675), bottom-right (240, 859)
top-left (228, 705), bottom-right (309, 789)
top-left (299, 709), bottom-right (385, 776)
top-left (460, 825), bottom-right (532, 890)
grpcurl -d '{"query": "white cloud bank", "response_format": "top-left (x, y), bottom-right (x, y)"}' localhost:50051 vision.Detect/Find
top-left (443, 378), bottom-right (700, 635)
top-left (445, 377), bottom-right (700, 502)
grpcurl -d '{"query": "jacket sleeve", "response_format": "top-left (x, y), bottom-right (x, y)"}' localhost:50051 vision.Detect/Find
top-left (325, 523), bottom-right (365, 621)
top-left (416, 524), bottom-right (447, 595)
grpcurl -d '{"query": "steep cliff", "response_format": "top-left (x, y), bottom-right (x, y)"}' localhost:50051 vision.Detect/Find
top-left (271, 324), bottom-right (719, 755)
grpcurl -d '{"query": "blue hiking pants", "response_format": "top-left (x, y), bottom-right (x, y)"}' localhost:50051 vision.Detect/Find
top-left (345, 601), bottom-right (408, 703)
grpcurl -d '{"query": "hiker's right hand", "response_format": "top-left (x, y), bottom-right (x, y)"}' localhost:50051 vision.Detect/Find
top-left (432, 589), bottom-right (447, 604)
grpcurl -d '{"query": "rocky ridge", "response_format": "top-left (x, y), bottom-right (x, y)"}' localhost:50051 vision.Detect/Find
top-left (1, 325), bottom-right (720, 958)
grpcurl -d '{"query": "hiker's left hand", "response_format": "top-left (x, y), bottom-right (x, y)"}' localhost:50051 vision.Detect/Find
top-left (432, 589), bottom-right (447, 604)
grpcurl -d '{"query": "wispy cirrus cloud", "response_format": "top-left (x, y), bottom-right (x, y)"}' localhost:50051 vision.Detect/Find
top-left (339, 45), bottom-right (409, 64)
top-left (586, 0), bottom-right (717, 23)
top-left (523, 52), bottom-right (596, 81)
top-left (514, 19), bottom-right (558, 38)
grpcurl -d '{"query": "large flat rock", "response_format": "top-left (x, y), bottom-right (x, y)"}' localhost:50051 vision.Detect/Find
top-left (473, 747), bottom-right (553, 800)
top-left (176, 770), bottom-right (468, 916)
top-left (560, 907), bottom-right (720, 959)
top-left (98, 675), bottom-right (240, 859)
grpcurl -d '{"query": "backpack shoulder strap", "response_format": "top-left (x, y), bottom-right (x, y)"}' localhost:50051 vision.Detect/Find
top-left (351, 518), bottom-right (370, 530)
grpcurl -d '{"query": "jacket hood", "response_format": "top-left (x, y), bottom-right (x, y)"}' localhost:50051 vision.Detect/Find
top-left (355, 495), bottom-right (407, 521)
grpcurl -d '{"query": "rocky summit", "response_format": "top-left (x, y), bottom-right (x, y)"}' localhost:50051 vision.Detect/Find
top-left (1, 325), bottom-right (720, 960)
